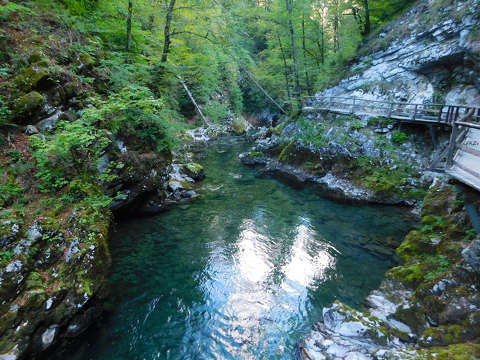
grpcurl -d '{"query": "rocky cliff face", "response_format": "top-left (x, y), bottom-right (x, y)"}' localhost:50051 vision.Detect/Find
top-left (320, 0), bottom-right (480, 107)
top-left (241, 111), bottom-right (442, 205)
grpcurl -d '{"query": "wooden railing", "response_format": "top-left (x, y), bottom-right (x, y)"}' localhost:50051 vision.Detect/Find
top-left (303, 95), bottom-right (480, 189)
top-left (303, 95), bottom-right (480, 129)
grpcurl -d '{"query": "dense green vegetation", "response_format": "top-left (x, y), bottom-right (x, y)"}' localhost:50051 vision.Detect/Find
top-left (0, 0), bottom-right (418, 218)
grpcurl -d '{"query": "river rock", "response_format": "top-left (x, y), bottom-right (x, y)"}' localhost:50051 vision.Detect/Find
top-left (462, 239), bottom-right (480, 272)
top-left (24, 125), bottom-right (39, 135)
top-left (36, 111), bottom-right (63, 132)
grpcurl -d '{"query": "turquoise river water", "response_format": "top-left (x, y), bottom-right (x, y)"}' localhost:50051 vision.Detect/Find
top-left (62, 136), bottom-right (414, 360)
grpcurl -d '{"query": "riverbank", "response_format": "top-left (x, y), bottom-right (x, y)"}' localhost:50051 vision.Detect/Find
top-left (298, 181), bottom-right (480, 359)
top-left (241, 111), bottom-right (444, 206)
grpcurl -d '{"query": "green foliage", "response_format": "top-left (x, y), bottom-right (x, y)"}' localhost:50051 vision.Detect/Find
top-left (392, 130), bottom-right (408, 144)
top-left (29, 120), bottom-right (110, 192)
top-left (424, 254), bottom-right (450, 280)
top-left (292, 116), bottom-right (327, 149)
top-left (362, 162), bottom-right (414, 196)
top-left (368, 117), bottom-right (394, 126)
top-left (82, 85), bottom-right (180, 152)
top-left (0, 251), bottom-right (15, 266)
top-left (204, 100), bottom-right (230, 124)
top-left (0, 179), bottom-right (23, 208)
top-left (0, 95), bottom-right (12, 126)
top-left (0, 2), bottom-right (36, 21)
top-left (350, 119), bottom-right (364, 131)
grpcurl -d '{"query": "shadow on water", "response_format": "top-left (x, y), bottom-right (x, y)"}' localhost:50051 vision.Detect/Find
top-left (57, 136), bottom-right (415, 360)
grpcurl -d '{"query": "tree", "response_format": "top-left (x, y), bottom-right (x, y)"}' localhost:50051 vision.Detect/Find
top-left (126, 0), bottom-right (133, 55)
top-left (285, 0), bottom-right (302, 109)
top-left (362, 0), bottom-right (370, 35)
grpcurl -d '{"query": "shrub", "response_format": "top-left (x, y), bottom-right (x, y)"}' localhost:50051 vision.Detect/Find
top-left (350, 119), bottom-right (364, 130)
top-left (82, 85), bottom-right (179, 152)
top-left (392, 130), bottom-right (408, 144)
top-left (29, 120), bottom-right (110, 192)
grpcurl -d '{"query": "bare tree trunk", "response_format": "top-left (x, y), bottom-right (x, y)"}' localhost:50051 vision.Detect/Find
top-left (148, 15), bottom-right (155, 32)
top-left (161, 0), bottom-right (176, 63)
top-left (362, 0), bottom-right (371, 35)
top-left (126, 0), bottom-right (133, 55)
top-left (277, 31), bottom-right (292, 102)
top-left (285, 0), bottom-right (302, 110)
top-left (302, 13), bottom-right (312, 96)
top-left (333, 0), bottom-right (339, 52)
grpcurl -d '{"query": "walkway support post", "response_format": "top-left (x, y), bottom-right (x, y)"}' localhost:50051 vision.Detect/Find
top-left (447, 124), bottom-right (459, 168)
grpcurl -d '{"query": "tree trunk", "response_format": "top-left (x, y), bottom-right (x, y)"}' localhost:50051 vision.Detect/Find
top-left (302, 13), bottom-right (312, 96)
top-left (362, 0), bottom-right (370, 35)
top-left (277, 32), bottom-right (292, 102)
top-left (161, 0), bottom-right (176, 63)
top-left (285, 0), bottom-right (302, 110)
top-left (126, 0), bottom-right (133, 55)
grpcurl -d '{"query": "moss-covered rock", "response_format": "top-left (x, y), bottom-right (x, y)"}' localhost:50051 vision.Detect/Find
top-left (14, 91), bottom-right (45, 122)
top-left (420, 343), bottom-right (480, 360)
top-left (28, 50), bottom-right (49, 67)
top-left (231, 116), bottom-right (247, 134)
top-left (183, 163), bottom-right (205, 181)
top-left (387, 263), bottom-right (424, 286)
top-left (75, 52), bottom-right (95, 71)
top-left (15, 66), bottom-right (54, 92)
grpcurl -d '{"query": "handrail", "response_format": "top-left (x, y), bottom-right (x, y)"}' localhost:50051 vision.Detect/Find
top-left (302, 94), bottom-right (480, 128)
top-left (303, 95), bottom-right (480, 111)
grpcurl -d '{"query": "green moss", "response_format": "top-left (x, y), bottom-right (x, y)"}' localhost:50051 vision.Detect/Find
top-left (396, 230), bottom-right (433, 263)
top-left (180, 180), bottom-right (194, 190)
top-left (420, 324), bottom-right (466, 347)
top-left (15, 67), bottom-right (53, 92)
top-left (247, 151), bottom-right (265, 159)
top-left (14, 91), bottom-right (45, 120)
top-left (421, 184), bottom-right (456, 218)
top-left (388, 264), bottom-right (423, 286)
top-left (231, 116), bottom-right (247, 134)
top-left (184, 163), bottom-right (203, 174)
top-left (28, 50), bottom-right (49, 66)
top-left (421, 343), bottom-right (480, 360)
top-left (272, 118), bottom-right (288, 135)
top-left (183, 163), bottom-right (205, 180)
top-left (78, 52), bottom-right (95, 68)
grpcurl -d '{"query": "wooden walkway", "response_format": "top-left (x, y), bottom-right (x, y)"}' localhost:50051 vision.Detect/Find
top-left (303, 96), bottom-right (480, 192)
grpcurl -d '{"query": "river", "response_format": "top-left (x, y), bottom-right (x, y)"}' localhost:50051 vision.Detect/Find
top-left (61, 136), bottom-right (413, 359)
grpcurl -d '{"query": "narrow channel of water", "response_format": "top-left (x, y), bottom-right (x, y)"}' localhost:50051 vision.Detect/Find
top-left (64, 136), bottom-right (413, 359)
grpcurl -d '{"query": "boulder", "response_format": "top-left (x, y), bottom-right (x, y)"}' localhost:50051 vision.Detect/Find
top-left (24, 125), bottom-right (39, 135)
top-left (182, 163), bottom-right (205, 181)
top-left (462, 239), bottom-right (480, 272)
top-left (15, 67), bottom-right (54, 92)
top-left (14, 91), bottom-right (45, 123)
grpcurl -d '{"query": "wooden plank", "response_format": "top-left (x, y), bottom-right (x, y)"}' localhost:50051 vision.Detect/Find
top-left (458, 145), bottom-right (480, 158)
top-left (452, 160), bottom-right (480, 181)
